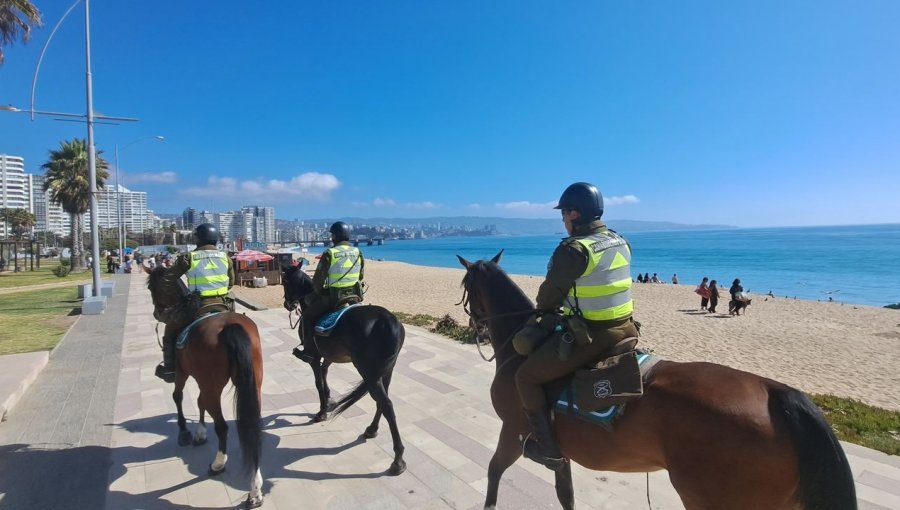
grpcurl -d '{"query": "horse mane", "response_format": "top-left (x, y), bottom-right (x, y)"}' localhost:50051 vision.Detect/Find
top-left (462, 260), bottom-right (534, 316)
top-left (146, 265), bottom-right (187, 307)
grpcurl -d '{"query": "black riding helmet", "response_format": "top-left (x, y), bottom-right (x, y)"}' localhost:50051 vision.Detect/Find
top-left (554, 182), bottom-right (604, 223)
top-left (330, 221), bottom-right (351, 242)
top-left (194, 223), bottom-right (219, 245)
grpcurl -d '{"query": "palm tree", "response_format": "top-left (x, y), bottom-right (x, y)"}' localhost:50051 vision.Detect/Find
top-left (0, 207), bottom-right (36, 239)
top-left (0, 0), bottom-right (42, 65)
top-left (42, 139), bottom-right (109, 271)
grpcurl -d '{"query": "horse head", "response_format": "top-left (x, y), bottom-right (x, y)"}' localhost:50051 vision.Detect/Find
top-left (281, 263), bottom-right (314, 311)
top-left (145, 265), bottom-right (187, 312)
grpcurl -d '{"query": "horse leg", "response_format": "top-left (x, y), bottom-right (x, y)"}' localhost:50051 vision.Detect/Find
top-left (365, 376), bottom-right (405, 475)
top-left (173, 372), bottom-right (192, 447)
top-left (484, 423), bottom-right (524, 509)
top-left (206, 397), bottom-right (229, 476)
top-left (311, 359), bottom-right (330, 422)
top-left (193, 394), bottom-right (208, 446)
top-left (322, 361), bottom-right (337, 411)
top-left (364, 369), bottom-right (391, 439)
top-left (554, 460), bottom-right (575, 510)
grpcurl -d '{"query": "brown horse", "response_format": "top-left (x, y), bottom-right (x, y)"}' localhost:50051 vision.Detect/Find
top-left (281, 264), bottom-right (407, 475)
top-left (458, 253), bottom-right (856, 510)
top-left (146, 265), bottom-right (265, 508)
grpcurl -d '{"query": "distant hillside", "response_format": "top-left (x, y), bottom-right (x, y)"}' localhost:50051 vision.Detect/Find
top-left (290, 216), bottom-right (734, 235)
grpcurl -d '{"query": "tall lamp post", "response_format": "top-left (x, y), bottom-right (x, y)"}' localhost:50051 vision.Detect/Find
top-left (115, 136), bottom-right (164, 270)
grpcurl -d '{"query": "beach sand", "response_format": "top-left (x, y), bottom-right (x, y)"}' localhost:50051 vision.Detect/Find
top-left (235, 259), bottom-right (900, 411)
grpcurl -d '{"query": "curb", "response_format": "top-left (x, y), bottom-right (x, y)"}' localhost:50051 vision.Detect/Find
top-left (0, 351), bottom-right (50, 422)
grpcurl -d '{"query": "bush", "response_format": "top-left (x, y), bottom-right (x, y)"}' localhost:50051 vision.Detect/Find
top-left (433, 314), bottom-right (477, 344)
top-left (59, 258), bottom-right (71, 267)
top-left (52, 264), bottom-right (71, 277)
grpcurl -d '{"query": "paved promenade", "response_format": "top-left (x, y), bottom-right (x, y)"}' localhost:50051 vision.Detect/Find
top-left (0, 273), bottom-right (898, 509)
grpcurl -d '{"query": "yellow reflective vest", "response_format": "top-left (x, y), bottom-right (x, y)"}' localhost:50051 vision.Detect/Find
top-left (563, 231), bottom-right (633, 321)
top-left (325, 245), bottom-right (362, 289)
top-left (186, 250), bottom-right (230, 297)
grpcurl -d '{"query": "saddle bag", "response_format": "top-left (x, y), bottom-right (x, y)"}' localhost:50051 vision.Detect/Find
top-left (572, 350), bottom-right (643, 412)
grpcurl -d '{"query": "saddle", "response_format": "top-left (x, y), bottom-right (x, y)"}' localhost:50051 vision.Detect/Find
top-left (314, 303), bottom-right (364, 337)
top-left (543, 338), bottom-right (659, 429)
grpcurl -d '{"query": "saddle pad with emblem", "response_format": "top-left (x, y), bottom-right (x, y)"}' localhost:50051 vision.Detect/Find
top-left (176, 312), bottom-right (225, 349)
top-left (552, 351), bottom-right (659, 429)
top-left (315, 303), bottom-right (365, 335)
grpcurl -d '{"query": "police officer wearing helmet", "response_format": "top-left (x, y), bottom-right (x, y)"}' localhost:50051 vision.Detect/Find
top-left (292, 221), bottom-right (365, 363)
top-left (154, 223), bottom-right (236, 382)
top-left (514, 182), bottom-right (639, 471)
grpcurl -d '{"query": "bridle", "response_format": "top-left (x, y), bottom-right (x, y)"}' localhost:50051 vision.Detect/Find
top-left (458, 284), bottom-right (538, 362)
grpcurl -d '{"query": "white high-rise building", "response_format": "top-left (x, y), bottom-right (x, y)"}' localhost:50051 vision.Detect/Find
top-left (241, 205), bottom-right (275, 243)
top-left (0, 154), bottom-right (34, 237)
top-left (31, 173), bottom-right (71, 236)
top-left (83, 184), bottom-right (150, 234)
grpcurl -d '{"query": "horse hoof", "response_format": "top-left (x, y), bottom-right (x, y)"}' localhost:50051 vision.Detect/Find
top-left (245, 494), bottom-right (264, 509)
top-left (192, 435), bottom-right (207, 446)
top-left (326, 399), bottom-right (338, 412)
top-left (363, 427), bottom-right (378, 439)
top-left (208, 463), bottom-right (226, 476)
top-left (178, 431), bottom-right (192, 447)
top-left (314, 411), bottom-right (328, 423)
top-left (388, 459), bottom-right (406, 476)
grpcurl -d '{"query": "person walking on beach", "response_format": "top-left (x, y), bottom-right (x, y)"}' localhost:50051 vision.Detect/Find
top-left (696, 277), bottom-right (710, 310)
top-left (292, 221), bottom-right (365, 363)
top-left (153, 223), bottom-right (235, 382)
top-left (708, 279), bottom-right (720, 313)
top-left (513, 182), bottom-right (638, 472)
top-left (729, 278), bottom-right (745, 316)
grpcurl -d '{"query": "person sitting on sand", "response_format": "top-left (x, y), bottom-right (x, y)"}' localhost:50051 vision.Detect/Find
top-left (672, 274), bottom-right (679, 284)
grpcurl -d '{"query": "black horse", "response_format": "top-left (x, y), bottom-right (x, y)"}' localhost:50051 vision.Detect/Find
top-left (281, 264), bottom-right (407, 475)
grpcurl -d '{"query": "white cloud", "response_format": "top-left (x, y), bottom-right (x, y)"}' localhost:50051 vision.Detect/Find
top-left (127, 171), bottom-right (178, 184)
top-left (467, 203), bottom-right (481, 209)
top-left (373, 197), bottom-right (396, 206)
top-left (605, 195), bottom-right (640, 205)
top-left (406, 201), bottom-right (439, 209)
top-left (495, 200), bottom-right (557, 212)
top-left (182, 173), bottom-right (341, 201)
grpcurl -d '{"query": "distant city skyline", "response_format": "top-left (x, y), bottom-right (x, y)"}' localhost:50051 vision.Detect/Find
top-left (2, 2), bottom-right (898, 228)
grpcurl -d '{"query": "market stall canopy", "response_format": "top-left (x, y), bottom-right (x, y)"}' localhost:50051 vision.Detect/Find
top-left (234, 249), bottom-right (274, 263)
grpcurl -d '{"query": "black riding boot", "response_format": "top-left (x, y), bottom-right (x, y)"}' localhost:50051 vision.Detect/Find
top-left (523, 410), bottom-right (566, 471)
top-left (292, 323), bottom-right (316, 363)
top-left (155, 332), bottom-right (176, 383)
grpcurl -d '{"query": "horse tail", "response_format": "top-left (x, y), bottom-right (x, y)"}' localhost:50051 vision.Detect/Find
top-left (768, 386), bottom-right (857, 510)
top-left (220, 323), bottom-right (262, 475)
top-left (331, 312), bottom-right (404, 418)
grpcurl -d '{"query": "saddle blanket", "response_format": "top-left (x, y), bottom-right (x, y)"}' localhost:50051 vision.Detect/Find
top-left (553, 351), bottom-right (658, 428)
top-left (175, 312), bottom-right (224, 349)
top-left (315, 304), bottom-right (365, 335)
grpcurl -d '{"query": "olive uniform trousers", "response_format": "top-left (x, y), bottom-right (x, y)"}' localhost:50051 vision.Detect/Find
top-left (515, 316), bottom-right (639, 412)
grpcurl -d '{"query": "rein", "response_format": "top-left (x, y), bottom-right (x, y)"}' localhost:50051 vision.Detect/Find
top-left (288, 305), bottom-right (302, 330)
top-left (459, 286), bottom-right (538, 362)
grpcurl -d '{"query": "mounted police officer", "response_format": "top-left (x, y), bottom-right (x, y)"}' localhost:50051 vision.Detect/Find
top-left (292, 221), bottom-right (365, 363)
top-left (154, 223), bottom-right (235, 382)
top-left (515, 182), bottom-right (639, 471)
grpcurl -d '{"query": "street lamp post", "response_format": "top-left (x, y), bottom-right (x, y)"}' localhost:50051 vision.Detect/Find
top-left (115, 136), bottom-right (164, 271)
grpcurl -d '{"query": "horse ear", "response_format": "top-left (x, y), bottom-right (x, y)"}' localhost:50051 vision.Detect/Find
top-left (280, 263), bottom-right (293, 273)
top-left (490, 249), bottom-right (504, 264)
top-left (456, 255), bottom-right (472, 269)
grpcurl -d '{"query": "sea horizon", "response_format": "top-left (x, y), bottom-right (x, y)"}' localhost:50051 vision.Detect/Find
top-left (350, 223), bottom-right (899, 308)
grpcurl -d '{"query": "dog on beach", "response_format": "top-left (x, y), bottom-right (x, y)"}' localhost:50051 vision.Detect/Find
top-left (729, 298), bottom-right (752, 316)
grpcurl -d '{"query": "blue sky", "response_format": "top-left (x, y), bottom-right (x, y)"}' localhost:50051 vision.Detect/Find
top-left (1, 1), bottom-right (898, 227)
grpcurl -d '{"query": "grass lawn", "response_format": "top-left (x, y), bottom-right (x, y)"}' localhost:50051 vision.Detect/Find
top-left (0, 264), bottom-right (91, 289)
top-left (811, 394), bottom-right (900, 456)
top-left (0, 287), bottom-right (81, 355)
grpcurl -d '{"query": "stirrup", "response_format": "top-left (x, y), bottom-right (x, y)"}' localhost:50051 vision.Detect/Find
top-left (154, 362), bottom-right (175, 383)
top-left (292, 347), bottom-right (315, 363)
top-left (522, 432), bottom-right (567, 471)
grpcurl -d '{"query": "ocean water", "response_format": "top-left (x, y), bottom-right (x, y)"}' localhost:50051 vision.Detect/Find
top-left (356, 224), bottom-right (900, 307)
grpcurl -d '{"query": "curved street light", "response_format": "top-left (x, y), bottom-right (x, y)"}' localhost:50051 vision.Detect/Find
top-left (115, 136), bottom-right (164, 268)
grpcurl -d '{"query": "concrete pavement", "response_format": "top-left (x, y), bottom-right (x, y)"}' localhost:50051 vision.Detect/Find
top-left (0, 272), bottom-right (898, 509)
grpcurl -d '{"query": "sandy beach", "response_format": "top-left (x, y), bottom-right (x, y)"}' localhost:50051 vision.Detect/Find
top-left (234, 259), bottom-right (900, 411)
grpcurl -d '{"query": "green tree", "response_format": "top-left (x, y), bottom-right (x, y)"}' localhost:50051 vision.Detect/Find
top-left (42, 139), bottom-right (109, 271)
top-left (0, 0), bottom-right (41, 65)
top-left (0, 207), bottom-right (36, 239)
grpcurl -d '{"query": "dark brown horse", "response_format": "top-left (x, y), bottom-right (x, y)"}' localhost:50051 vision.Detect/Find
top-left (281, 264), bottom-right (407, 475)
top-left (458, 253), bottom-right (855, 510)
top-left (146, 265), bottom-right (265, 508)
